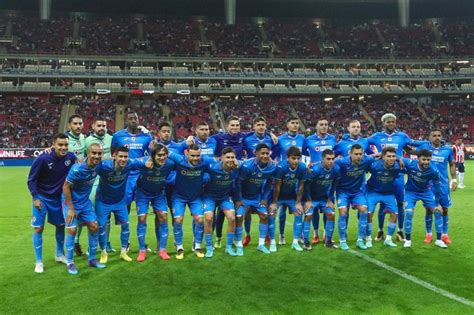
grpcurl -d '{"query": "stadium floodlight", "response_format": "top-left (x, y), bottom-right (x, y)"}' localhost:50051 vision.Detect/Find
top-left (96, 89), bottom-right (111, 94)
top-left (324, 97), bottom-right (333, 102)
top-left (456, 61), bottom-right (469, 64)
top-left (177, 90), bottom-right (191, 95)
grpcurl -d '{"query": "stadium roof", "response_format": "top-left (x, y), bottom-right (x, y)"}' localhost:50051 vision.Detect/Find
top-left (1, 0), bottom-right (473, 19)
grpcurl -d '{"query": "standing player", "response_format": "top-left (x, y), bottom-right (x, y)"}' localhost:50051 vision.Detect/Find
top-left (303, 119), bottom-right (337, 245)
top-left (334, 120), bottom-right (372, 157)
top-left (335, 144), bottom-right (375, 250)
top-left (28, 133), bottom-right (76, 273)
top-left (366, 147), bottom-right (404, 248)
top-left (453, 138), bottom-right (467, 189)
top-left (243, 117), bottom-right (274, 158)
top-left (414, 130), bottom-right (457, 245)
top-left (62, 143), bottom-right (105, 275)
top-left (135, 144), bottom-right (175, 261)
top-left (202, 147), bottom-right (240, 257)
top-left (403, 149), bottom-right (446, 248)
top-left (235, 144), bottom-right (277, 255)
top-left (368, 113), bottom-right (415, 242)
top-left (190, 121), bottom-right (217, 158)
top-left (269, 147), bottom-right (307, 251)
top-left (303, 149), bottom-right (340, 249)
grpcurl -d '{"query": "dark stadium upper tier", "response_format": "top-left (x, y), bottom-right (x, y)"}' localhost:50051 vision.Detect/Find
top-left (1, 15), bottom-right (473, 58)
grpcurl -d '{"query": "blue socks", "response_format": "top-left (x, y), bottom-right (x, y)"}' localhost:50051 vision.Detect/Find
top-left (366, 222), bottom-right (373, 239)
top-left (244, 216), bottom-right (251, 235)
top-left (397, 204), bottom-right (405, 231)
top-left (205, 233), bottom-right (213, 248)
top-left (194, 222), bottom-right (204, 246)
top-left (303, 220), bottom-right (311, 242)
top-left (312, 210), bottom-right (320, 233)
top-left (137, 222), bottom-right (147, 250)
top-left (358, 212), bottom-right (368, 240)
top-left (378, 207), bottom-right (385, 231)
top-left (215, 211), bottom-right (225, 239)
top-left (159, 223), bottom-right (168, 251)
top-left (99, 225), bottom-right (107, 250)
top-left (268, 216), bottom-right (276, 241)
top-left (404, 209), bottom-right (414, 239)
top-left (120, 224), bottom-right (130, 249)
top-left (338, 215), bottom-right (348, 242)
top-left (173, 222), bottom-right (183, 247)
top-left (65, 233), bottom-right (75, 264)
top-left (279, 208), bottom-right (287, 236)
top-left (425, 212), bottom-right (433, 234)
top-left (434, 212), bottom-right (443, 240)
top-left (325, 220), bottom-right (335, 242)
top-left (293, 215), bottom-right (303, 240)
top-left (442, 214), bottom-right (449, 235)
top-left (88, 229), bottom-right (99, 261)
top-left (227, 232), bottom-right (235, 247)
top-left (387, 222), bottom-right (396, 237)
top-left (74, 225), bottom-right (83, 243)
top-left (235, 226), bottom-right (243, 242)
top-left (258, 223), bottom-right (268, 244)
top-left (33, 232), bottom-right (43, 263)
top-left (55, 227), bottom-right (65, 257)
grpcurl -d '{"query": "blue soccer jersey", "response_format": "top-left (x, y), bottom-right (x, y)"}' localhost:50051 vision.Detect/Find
top-left (303, 133), bottom-right (337, 163)
top-left (193, 136), bottom-right (218, 158)
top-left (236, 158), bottom-right (277, 201)
top-left (112, 129), bottom-right (152, 159)
top-left (366, 159), bottom-right (404, 194)
top-left (158, 139), bottom-right (187, 155)
top-left (334, 134), bottom-right (373, 158)
top-left (136, 158), bottom-right (176, 196)
top-left (335, 155), bottom-right (376, 193)
top-left (413, 141), bottom-right (454, 186)
top-left (273, 132), bottom-right (305, 161)
top-left (367, 131), bottom-right (414, 156)
top-left (404, 158), bottom-right (441, 193)
top-left (204, 161), bottom-right (240, 199)
top-left (304, 163), bottom-right (341, 201)
top-left (244, 133), bottom-right (274, 159)
top-left (96, 158), bottom-right (146, 204)
top-left (65, 162), bottom-right (99, 209)
top-left (273, 160), bottom-right (307, 200)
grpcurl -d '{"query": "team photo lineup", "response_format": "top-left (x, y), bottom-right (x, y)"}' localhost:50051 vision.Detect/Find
top-left (28, 110), bottom-right (467, 275)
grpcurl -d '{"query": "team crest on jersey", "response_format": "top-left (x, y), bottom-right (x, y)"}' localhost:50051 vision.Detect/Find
top-left (64, 159), bottom-right (71, 166)
top-left (417, 172), bottom-right (422, 176)
top-left (292, 141), bottom-right (296, 145)
top-left (224, 175), bottom-right (229, 180)
top-left (388, 137), bottom-right (392, 142)
top-left (131, 137), bottom-right (136, 142)
top-left (291, 174), bottom-right (295, 178)
top-left (325, 174), bottom-right (330, 179)
top-left (434, 150), bottom-right (439, 154)
top-left (202, 143), bottom-right (207, 148)
top-left (116, 171), bottom-right (121, 176)
top-left (258, 173), bottom-right (262, 177)
top-left (321, 140), bottom-right (326, 145)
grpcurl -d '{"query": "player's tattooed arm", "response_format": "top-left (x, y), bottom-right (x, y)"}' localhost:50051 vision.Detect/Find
top-left (62, 181), bottom-right (76, 224)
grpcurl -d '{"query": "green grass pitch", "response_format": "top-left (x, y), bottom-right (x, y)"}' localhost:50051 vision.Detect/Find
top-left (1, 162), bottom-right (473, 314)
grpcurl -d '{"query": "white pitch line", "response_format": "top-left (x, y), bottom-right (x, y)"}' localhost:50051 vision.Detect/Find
top-left (348, 249), bottom-right (474, 308)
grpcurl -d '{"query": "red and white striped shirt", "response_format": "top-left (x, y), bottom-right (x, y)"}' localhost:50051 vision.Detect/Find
top-left (452, 144), bottom-right (465, 163)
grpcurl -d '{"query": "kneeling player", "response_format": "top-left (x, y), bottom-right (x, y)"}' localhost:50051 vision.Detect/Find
top-left (269, 146), bottom-right (306, 251)
top-left (62, 144), bottom-right (104, 275)
top-left (304, 149), bottom-right (340, 249)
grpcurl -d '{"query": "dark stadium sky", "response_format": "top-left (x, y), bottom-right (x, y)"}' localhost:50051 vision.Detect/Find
top-left (1, 0), bottom-right (473, 19)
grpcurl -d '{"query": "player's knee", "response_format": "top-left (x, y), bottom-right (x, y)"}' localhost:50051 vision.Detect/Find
top-left (305, 215), bottom-right (312, 222)
top-left (194, 216), bottom-right (204, 225)
top-left (89, 223), bottom-right (99, 232)
top-left (66, 227), bottom-right (77, 235)
top-left (326, 213), bottom-right (335, 221)
top-left (174, 217), bottom-right (183, 225)
top-left (158, 212), bottom-right (167, 223)
top-left (235, 216), bottom-right (243, 225)
top-left (34, 226), bottom-right (44, 233)
top-left (138, 215), bottom-right (147, 224)
top-left (339, 208), bottom-right (347, 216)
top-left (442, 208), bottom-right (449, 216)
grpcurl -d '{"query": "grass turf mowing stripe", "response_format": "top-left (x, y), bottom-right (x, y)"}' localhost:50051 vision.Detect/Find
top-left (348, 249), bottom-right (474, 308)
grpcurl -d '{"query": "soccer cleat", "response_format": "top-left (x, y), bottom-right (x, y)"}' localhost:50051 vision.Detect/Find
top-left (243, 235), bottom-right (251, 247)
top-left (375, 231), bottom-right (384, 241)
top-left (120, 250), bottom-right (133, 262)
top-left (435, 240), bottom-right (448, 248)
top-left (195, 248), bottom-right (205, 258)
top-left (205, 247), bottom-right (214, 258)
top-left (424, 234), bottom-right (433, 244)
top-left (214, 238), bottom-right (222, 249)
top-left (34, 262), bottom-right (44, 273)
top-left (125, 241), bottom-right (131, 253)
top-left (106, 242), bottom-right (116, 253)
top-left (225, 246), bottom-right (238, 256)
top-left (74, 243), bottom-right (84, 256)
top-left (303, 241), bottom-right (313, 251)
top-left (67, 263), bottom-right (78, 275)
top-left (159, 249), bottom-right (170, 260)
top-left (441, 235), bottom-right (452, 245)
top-left (458, 184), bottom-right (465, 189)
top-left (88, 259), bottom-right (106, 269)
top-left (291, 242), bottom-right (303, 252)
top-left (403, 240), bottom-right (412, 248)
top-left (269, 243), bottom-right (277, 253)
top-left (191, 242), bottom-right (195, 252)
top-left (265, 235), bottom-right (271, 245)
top-left (339, 241), bottom-right (350, 251)
top-left (236, 246), bottom-right (244, 256)
top-left (176, 249), bottom-right (184, 260)
top-left (324, 241), bottom-right (338, 249)
top-left (145, 244), bottom-right (152, 253)
top-left (137, 250), bottom-right (147, 262)
top-left (312, 235), bottom-right (320, 245)
top-left (279, 235), bottom-right (286, 245)
top-left (384, 239), bottom-right (397, 247)
top-left (100, 251), bottom-right (108, 264)
top-left (365, 239), bottom-right (373, 249)
top-left (356, 240), bottom-right (368, 250)
top-left (257, 245), bottom-right (271, 254)
top-left (396, 231), bottom-right (405, 242)
top-left (55, 255), bottom-right (67, 264)
top-left (322, 232), bottom-right (327, 243)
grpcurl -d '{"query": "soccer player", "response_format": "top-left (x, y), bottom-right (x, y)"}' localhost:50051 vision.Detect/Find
top-left (334, 120), bottom-right (372, 157)
top-left (303, 149), bottom-right (340, 249)
top-left (269, 146), bottom-right (307, 251)
top-left (303, 119), bottom-right (337, 245)
top-left (84, 117), bottom-right (115, 253)
top-left (156, 122), bottom-right (188, 155)
top-left (368, 113), bottom-right (415, 242)
top-left (453, 138), bottom-right (467, 189)
top-left (414, 130), bottom-right (457, 245)
top-left (135, 144), bottom-right (175, 261)
top-left (403, 149), bottom-right (446, 248)
top-left (190, 121), bottom-right (218, 158)
top-left (95, 146), bottom-right (150, 264)
top-left (28, 133), bottom-right (76, 273)
top-left (202, 147), bottom-right (240, 257)
top-left (167, 144), bottom-right (216, 259)
top-left (243, 117), bottom-right (274, 159)
top-left (366, 147), bottom-right (404, 248)
top-left (62, 143), bottom-right (105, 275)
top-left (335, 144), bottom-right (375, 250)
top-left (235, 143), bottom-right (277, 255)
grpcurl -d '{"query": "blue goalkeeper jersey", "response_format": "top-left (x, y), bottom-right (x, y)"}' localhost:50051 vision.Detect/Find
top-left (136, 158), bottom-right (176, 196)
top-left (303, 133), bottom-right (337, 163)
top-left (65, 162), bottom-right (98, 209)
top-left (236, 158), bottom-right (277, 201)
top-left (367, 159), bottom-right (404, 194)
top-left (334, 134), bottom-right (373, 157)
top-left (335, 155), bottom-right (376, 193)
top-left (304, 163), bottom-right (340, 201)
top-left (204, 161), bottom-right (240, 199)
top-left (367, 130), bottom-right (414, 156)
top-left (273, 132), bottom-right (305, 161)
top-left (273, 160), bottom-right (307, 200)
top-left (404, 158), bottom-right (441, 193)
